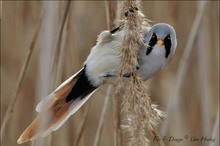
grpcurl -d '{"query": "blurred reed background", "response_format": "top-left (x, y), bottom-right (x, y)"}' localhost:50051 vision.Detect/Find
top-left (1, 1), bottom-right (219, 146)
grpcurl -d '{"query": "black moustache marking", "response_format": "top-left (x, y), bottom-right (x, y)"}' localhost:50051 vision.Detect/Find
top-left (146, 33), bottom-right (157, 56)
top-left (146, 46), bottom-right (153, 55)
top-left (164, 35), bottom-right (171, 58)
top-left (66, 65), bottom-right (97, 102)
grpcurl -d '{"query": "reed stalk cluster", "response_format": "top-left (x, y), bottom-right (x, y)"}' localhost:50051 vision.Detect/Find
top-left (117, 1), bottom-right (164, 145)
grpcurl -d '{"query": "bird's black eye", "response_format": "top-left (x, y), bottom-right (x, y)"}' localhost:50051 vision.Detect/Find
top-left (149, 33), bottom-right (157, 47)
top-left (146, 33), bottom-right (157, 56)
top-left (151, 33), bottom-right (156, 39)
top-left (164, 34), bottom-right (171, 40)
top-left (166, 35), bottom-right (171, 40)
top-left (164, 34), bottom-right (172, 58)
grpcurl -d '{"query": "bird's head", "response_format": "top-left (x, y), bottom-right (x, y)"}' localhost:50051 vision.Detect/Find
top-left (144, 23), bottom-right (177, 59)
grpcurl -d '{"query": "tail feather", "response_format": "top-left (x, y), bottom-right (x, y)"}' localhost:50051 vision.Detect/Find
top-left (17, 111), bottom-right (54, 144)
top-left (41, 101), bottom-right (72, 137)
top-left (36, 68), bottom-right (83, 113)
top-left (17, 117), bottom-right (39, 144)
top-left (46, 89), bottom-right (97, 134)
top-left (17, 68), bottom-right (97, 144)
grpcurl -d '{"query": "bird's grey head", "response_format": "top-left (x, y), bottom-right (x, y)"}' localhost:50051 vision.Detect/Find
top-left (144, 23), bottom-right (177, 59)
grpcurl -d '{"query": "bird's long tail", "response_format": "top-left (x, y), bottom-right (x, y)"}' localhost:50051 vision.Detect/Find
top-left (17, 67), bottom-right (97, 144)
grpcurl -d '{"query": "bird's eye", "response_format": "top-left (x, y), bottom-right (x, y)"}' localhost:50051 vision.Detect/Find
top-left (165, 35), bottom-right (171, 40)
top-left (150, 33), bottom-right (157, 43)
top-left (151, 33), bottom-right (156, 38)
top-left (164, 34), bottom-right (172, 58)
top-left (146, 33), bottom-right (157, 56)
top-left (148, 33), bottom-right (157, 47)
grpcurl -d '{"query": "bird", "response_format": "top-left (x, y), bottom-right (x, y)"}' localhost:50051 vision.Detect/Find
top-left (17, 23), bottom-right (177, 144)
top-left (138, 23), bottom-right (177, 80)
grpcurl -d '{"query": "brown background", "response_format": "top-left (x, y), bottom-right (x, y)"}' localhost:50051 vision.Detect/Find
top-left (1, 1), bottom-right (219, 146)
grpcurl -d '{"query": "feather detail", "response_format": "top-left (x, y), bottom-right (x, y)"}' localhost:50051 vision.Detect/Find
top-left (36, 68), bottom-right (84, 113)
top-left (97, 30), bottom-right (113, 44)
top-left (17, 68), bottom-right (97, 144)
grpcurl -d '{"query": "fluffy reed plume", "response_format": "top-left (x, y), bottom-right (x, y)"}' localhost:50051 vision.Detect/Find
top-left (117, 1), bottom-right (164, 145)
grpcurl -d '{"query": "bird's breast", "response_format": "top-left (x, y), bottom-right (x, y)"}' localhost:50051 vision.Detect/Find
top-left (138, 45), bottom-right (168, 80)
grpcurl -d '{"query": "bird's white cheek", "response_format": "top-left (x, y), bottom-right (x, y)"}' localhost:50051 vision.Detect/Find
top-left (138, 45), bottom-right (168, 80)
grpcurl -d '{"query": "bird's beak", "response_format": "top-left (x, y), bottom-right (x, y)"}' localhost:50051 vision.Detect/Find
top-left (157, 40), bottom-right (164, 46)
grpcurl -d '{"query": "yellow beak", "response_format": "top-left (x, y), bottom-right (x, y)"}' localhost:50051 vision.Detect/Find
top-left (157, 40), bottom-right (164, 46)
